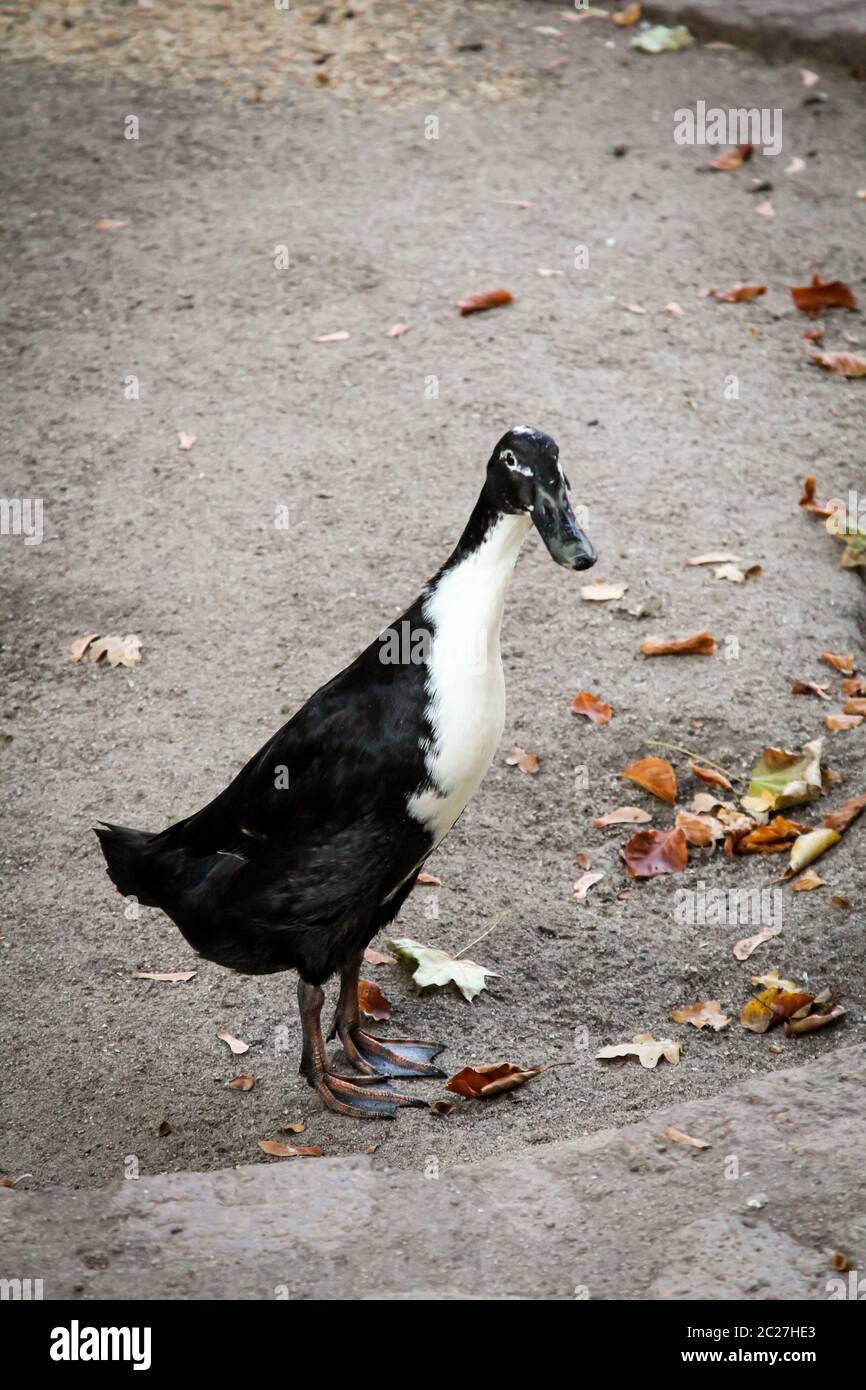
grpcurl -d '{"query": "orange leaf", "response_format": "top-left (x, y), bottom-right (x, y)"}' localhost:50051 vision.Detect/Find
top-left (821, 651), bottom-right (855, 674)
top-left (826, 712), bottom-right (863, 731)
top-left (824, 793), bottom-right (866, 833)
top-left (457, 288), bottom-right (513, 316)
top-left (444, 1062), bottom-right (543, 1098)
top-left (798, 475), bottom-right (837, 516)
top-left (790, 275), bottom-right (858, 315)
top-left (810, 351), bottom-right (866, 378)
top-left (612, 3), bottom-right (641, 26)
top-left (570, 690), bottom-right (612, 725)
top-left (842, 676), bottom-right (866, 697)
top-left (622, 756), bottom-right (676, 803)
top-left (639, 630), bottom-right (715, 656)
top-left (843, 699), bottom-right (866, 716)
top-left (358, 978), bottom-right (391, 1021)
top-left (735, 814), bottom-right (806, 854)
top-left (675, 809), bottom-right (724, 846)
top-left (740, 988), bottom-right (814, 1034)
top-left (257, 1140), bottom-right (323, 1158)
top-left (791, 679), bottom-right (831, 700)
top-left (671, 1000), bottom-right (730, 1031)
top-left (710, 284), bottom-right (766, 303)
top-left (689, 761), bottom-right (734, 791)
top-left (506, 743), bottom-right (539, 773)
top-left (708, 143), bottom-right (752, 171)
top-left (621, 827), bottom-right (688, 879)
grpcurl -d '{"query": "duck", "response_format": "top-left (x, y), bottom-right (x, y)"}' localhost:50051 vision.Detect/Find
top-left (96, 426), bottom-right (597, 1118)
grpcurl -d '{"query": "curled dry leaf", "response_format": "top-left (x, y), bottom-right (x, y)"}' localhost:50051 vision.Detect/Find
top-left (622, 826), bottom-right (688, 879)
top-left (592, 806), bottom-right (652, 827)
top-left (570, 690), bottom-right (612, 725)
top-left (217, 1028), bottom-right (250, 1055)
top-left (457, 288), bottom-right (513, 316)
top-left (790, 868), bottom-right (825, 892)
top-left (742, 739), bottom-right (823, 814)
top-left (364, 945), bottom-right (397, 965)
top-left (826, 712), bottom-right (863, 731)
top-left (415, 871), bottom-right (440, 886)
top-left (798, 476), bottom-right (837, 517)
top-left (741, 988), bottom-right (814, 1034)
top-left (68, 633), bottom-right (100, 663)
top-left (158, 1120), bottom-right (172, 1137)
top-left (84, 634), bottom-right (143, 668)
top-left (784, 1005), bottom-right (846, 1037)
top-left (736, 814), bottom-right (807, 854)
top-left (227, 1074), bottom-right (255, 1091)
top-left (671, 1000), bottom-right (730, 1031)
top-left (751, 970), bottom-right (798, 992)
top-left (732, 928), bottom-right (780, 961)
top-left (0, 1175), bottom-right (29, 1189)
top-left (790, 276), bottom-right (857, 315)
top-left (506, 743), bottom-right (539, 773)
top-left (573, 871), bottom-right (604, 901)
top-left (810, 351), bottom-right (866, 378)
top-left (686, 552), bottom-right (741, 566)
top-left (257, 1140), bottom-right (323, 1158)
top-left (824, 792), bottom-right (866, 833)
top-left (689, 762), bottom-right (734, 792)
top-left (821, 652), bottom-right (855, 674)
top-left (640, 631), bottom-right (715, 657)
top-left (788, 827), bottom-right (840, 873)
top-left (280, 1121), bottom-right (306, 1134)
top-left (791, 679), bottom-right (831, 700)
top-left (431, 1100), bottom-right (455, 1116)
top-left (580, 580), bottom-right (629, 601)
top-left (675, 809), bottom-right (725, 846)
top-left (664, 1126), bottom-right (710, 1149)
top-left (133, 970), bottom-right (197, 983)
top-left (445, 1062), bottom-right (543, 1098)
top-left (388, 937), bottom-right (496, 1002)
top-left (596, 1035), bottom-right (681, 1068)
top-left (710, 284), bottom-right (766, 303)
top-left (358, 978), bottom-right (391, 1021)
top-left (622, 756), bottom-right (676, 803)
top-left (708, 143), bottom-right (752, 171)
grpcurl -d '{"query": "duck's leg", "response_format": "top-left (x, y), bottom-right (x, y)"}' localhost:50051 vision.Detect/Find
top-left (297, 977), bottom-right (424, 1119)
top-left (328, 950), bottom-right (446, 1079)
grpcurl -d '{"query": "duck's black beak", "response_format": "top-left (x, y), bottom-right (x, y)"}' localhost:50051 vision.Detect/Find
top-left (532, 484), bottom-right (597, 571)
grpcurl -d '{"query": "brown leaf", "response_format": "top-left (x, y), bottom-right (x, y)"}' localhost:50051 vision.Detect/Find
top-left (0, 1175), bottom-right (28, 1189)
top-left (671, 1000), bottom-right (730, 1031)
top-left (710, 284), bottom-right (766, 303)
top-left (415, 871), bottom-right (440, 886)
top-left (736, 814), bottom-right (807, 854)
top-left (791, 679), bottom-right (831, 700)
top-left (457, 288), bottom-right (513, 316)
top-left (784, 1004), bottom-right (846, 1036)
top-left (821, 651), bottom-right (855, 674)
top-left (843, 698), bottom-right (866, 717)
top-left (664, 1126), bottom-right (711, 1149)
top-left (570, 690), bottom-right (613, 725)
top-left (732, 928), bottom-right (780, 961)
top-left (824, 793), bottom-right (866, 833)
top-left (257, 1140), bottom-right (323, 1158)
top-left (430, 1100), bottom-right (455, 1116)
top-left (279, 1121), bottom-right (306, 1134)
top-left (217, 1028), bottom-right (250, 1055)
top-left (445, 1062), bottom-right (543, 1098)
top-left (689, 761), bottom-right (734, 791)
top-left (68, 633), bottom-right (101, 663)
top-left (621, 826), bottom-right (688, 879)
top-left (675, 809), bottom-right (725, 846)
top-left (810, 351), bottom-right (866, 378)
top-left (832, 895), bottom-right (852, 909)
top-left (364, 945), bottom-right (397, 964)
top-left (842, 676), bottom-right (866, 697)
top-left (621, 756), bottom-right (676, 803)
top-left (592, 805), bottom-right (652, 827)
top-left (708, 143), bottom-right (752, 171)
top-left (826, 712), bottom-right (863, 731)
top-left (506, 743), bottom-right (539, 773)
top-left (358, 978), bottom-right (391, 1021)
top-left (639, 630), bottom-right (715, 656)
top-left (157, 1120), bottom-right (172, 1137)
top-left (790, 275), bottom-right (858, 315)
top-left (740, 988), bottom-right (814, 1034)
top-left (133, 970), bottom-right (197, 983)
top-left (790, 868), bottom-right (825, 891)
top-left (612, 3), bottom-right (641, 26)
top-left (228, 1074), bottom-right (256, 1091)
top-left (798, 475), bottom-right (837, 517)
top-left (573, 871), bottom-right (604, 901)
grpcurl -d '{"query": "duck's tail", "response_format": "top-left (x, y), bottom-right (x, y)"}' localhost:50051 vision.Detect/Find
top-left (94, 823), bottom-right (163, 907)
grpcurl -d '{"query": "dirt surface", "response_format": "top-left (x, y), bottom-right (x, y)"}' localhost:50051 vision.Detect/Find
top-left (1, 2), bottom-right (865, 1193)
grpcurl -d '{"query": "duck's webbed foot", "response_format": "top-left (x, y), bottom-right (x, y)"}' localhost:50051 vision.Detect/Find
top-left (298, 978), bottom-right (424, 1120)
top-left (328, 951), bottom-right (447, 1079)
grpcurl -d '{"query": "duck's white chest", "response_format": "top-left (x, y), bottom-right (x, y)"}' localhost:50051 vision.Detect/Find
top-left (407, 512), bottom-right (530, 846)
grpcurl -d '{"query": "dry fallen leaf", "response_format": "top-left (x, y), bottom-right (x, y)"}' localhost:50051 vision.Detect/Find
top-left (710, 284), bottom-right (766, 303)
top-left (675, 809), bottom-right (725, 846)
top-left (732, 928), bottom-right (780, 961)
top-left (784, 1004), bottom-right (846, 1037)
top-left (821, 651), bottom-right (855, 674)
top-left (457, 288), bottom-right (513, 316)
top-left (364, 945), bottom-right (397, 964)
top-left (742, 739), bottom-right (823, 814)
top-left (736, 814), bottom-right (807, 854)
top-left (842, 676), bottom-right (866, 697)
top-left (388, 937), bottom-right (496, 1002)
top-left (430, 1100), bottom-right (455, 1116)
top-left (86, 634), bottom-right (143, 668)
top-left (570, 690), bottom-right (613, 725)
top-left (741, 987), bottom-right (814, 1034)
top-left (671, 1000), bottom-right (730, 1031)
top-left (506, 743), bottom-right (539, 773)
top-left (592, 806), bottom-right (652, 827)
top-left (68, 633), bottom-right (101, 663)
top-left (0, 1175), bottom-right (29, 1189)
top-left (788, 827), bottom-right (841, 873)
top-left (832, 895), bottom-right (852, 909)
top-left (708, 143), bottom-right (752, 171)
top-left (791, 679), bottom-right (832, 700)
top-left (612, 3), bottom-right (641, 26)
top-left (358, 978), bottom-right (391, 1021)
top-left (664, 1127), bottom-right (710, 1149)
top-left (227, 1074), bottom-right (256, 1092)
top-left (844, 699), bottom-right (866, 717)
top-left (622, 756), bottom-right (676, 803)
top-left (791, 275), bottom-right (858, 315)
top-left (686, 551), bottom-right (741, 565)
top-left (826, 712), bottom-right (863, 731)
top-left (689, 762), bottom-right (734, 792)
top-left (415, 871), bottom-right (440, 887)
top-left (580, 580), bottom-right (629, 601)
top-left (280, 1121), bottom-right (306, 1134)
top-left (791, 868), bottom-right (825, 892)
top-left (445, 1062), bottom-right (543, 1098)
top-left (824, 792), bottom-right (866, 833)
top-left (95, 217), bottom-right (129, 230)
top-left (640, 631), bottom-right (715, 657)
top-left (217, 1028), bottom-right (250, 1056)
top-left (622, 827), bottom-right (688, 879)
top-left (312, 330), bottom-right (350, 343)
top-left (751, 970), bottom-right (799, 992)
top-left (385, 323), bottom-right (410, 338)
top-left (257, 1140), bottom-right (323, 1158)
top-left (810, 351), bottom-right (866, 378)
top-left (798, 476), bottom-right (838, 517)
top-left (157, 1120), bottom-right (172, 1137)
top-left (597, 1035), bottom-right (680, 1068)
top-left (133, 970), bottom-right (197, 983)
top-left (573, 871), bottom-right (605, 901)
top-left (756, 200), bottom-right (775, 218)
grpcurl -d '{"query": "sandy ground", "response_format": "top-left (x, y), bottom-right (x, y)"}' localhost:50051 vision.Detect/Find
top-left (1, 2), bottom-right (865, 1192)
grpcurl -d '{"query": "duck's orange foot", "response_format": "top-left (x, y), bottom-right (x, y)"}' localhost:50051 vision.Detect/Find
top-left (315, 1071), bottom-right (427, 1120)
top-left (345, 1029), bottom-right (446, 1080)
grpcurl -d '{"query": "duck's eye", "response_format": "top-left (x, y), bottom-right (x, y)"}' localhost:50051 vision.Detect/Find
top-left (500, 448), bottom-right (532, 477)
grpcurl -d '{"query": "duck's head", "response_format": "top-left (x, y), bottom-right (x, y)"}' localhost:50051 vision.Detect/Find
top-left (487, 426), bottom-right (598, 571)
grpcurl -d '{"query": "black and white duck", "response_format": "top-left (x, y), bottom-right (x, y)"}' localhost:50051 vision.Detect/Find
top-left (97, 426), bottom-right (596, 1118)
